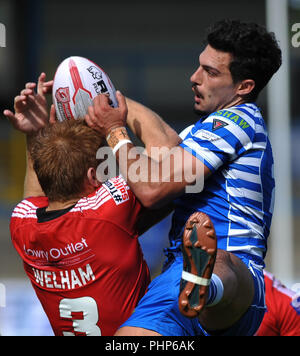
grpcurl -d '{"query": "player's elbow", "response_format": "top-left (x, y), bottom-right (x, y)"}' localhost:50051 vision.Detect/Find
top-left (135, 185), bottom-right (167, 210)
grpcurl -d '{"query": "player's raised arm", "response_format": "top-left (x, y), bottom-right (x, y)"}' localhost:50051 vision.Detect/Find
top-left (3, 73), bottom-right (55, 198)
top-left (125, 97), bottom-right (182, 160)
top-left (86, 93), bottom-right (210, 209)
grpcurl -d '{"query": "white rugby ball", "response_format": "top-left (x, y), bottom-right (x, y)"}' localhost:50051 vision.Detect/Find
top-left (52, 56), bottom-right (118, 122)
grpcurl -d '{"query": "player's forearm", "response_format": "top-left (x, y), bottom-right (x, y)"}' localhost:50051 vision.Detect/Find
top-left (111, 131), bottom-right (207, 209)
top-left (126, 97), bottom-right (182, 156)
top-left (23, 136), bottom-right (45, 198)
top-left (116, 145), bottom-right (185, 209)
top-left (106, 127), bottom-right (184, 208)
top-left (89, 94), bottom-right (204, 208)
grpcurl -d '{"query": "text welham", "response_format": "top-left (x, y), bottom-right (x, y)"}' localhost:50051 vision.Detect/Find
top-left (32, 263), bottom-right (95, 290)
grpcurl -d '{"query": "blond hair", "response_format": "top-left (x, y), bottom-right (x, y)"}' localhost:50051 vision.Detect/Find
top-left (29, 120), bottom-right (104, 202)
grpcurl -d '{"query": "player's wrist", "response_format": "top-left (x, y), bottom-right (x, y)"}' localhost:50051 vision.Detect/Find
top-left (106, 126), bottom-right (130, 145)
top-left (106, 127), bottom-right (133, 155)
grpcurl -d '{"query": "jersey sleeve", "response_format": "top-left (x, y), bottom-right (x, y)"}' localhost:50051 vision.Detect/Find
top-left (180, 109), bottom-right (255, 173)
top-left (93, 175), bottom-right (143, 237)
top-left (10, 196), bottom-right (48, 234)
top-left (10, 196), bottom-right (48, 263)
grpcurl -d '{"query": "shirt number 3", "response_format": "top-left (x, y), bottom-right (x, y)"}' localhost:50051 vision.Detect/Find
top-left (59, 297), bottom-right (101, 336)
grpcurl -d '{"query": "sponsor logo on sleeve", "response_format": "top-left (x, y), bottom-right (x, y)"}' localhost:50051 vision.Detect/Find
top-left (103, 178), bottom-right (129, 205)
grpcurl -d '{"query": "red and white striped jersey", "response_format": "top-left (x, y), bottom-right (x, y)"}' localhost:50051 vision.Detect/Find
top-left (10, 175), bottom-right (150, 336)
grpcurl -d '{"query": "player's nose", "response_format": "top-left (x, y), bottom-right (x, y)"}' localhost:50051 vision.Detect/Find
top-left (190, 66), bottom-right (203, 85)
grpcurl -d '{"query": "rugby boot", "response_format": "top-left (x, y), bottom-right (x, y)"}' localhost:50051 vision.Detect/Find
top-left (178, 212), bottom-right (217, 318)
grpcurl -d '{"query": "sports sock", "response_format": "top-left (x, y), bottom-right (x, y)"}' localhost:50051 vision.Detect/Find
top-left (206, 273), bottom-right (224, 307)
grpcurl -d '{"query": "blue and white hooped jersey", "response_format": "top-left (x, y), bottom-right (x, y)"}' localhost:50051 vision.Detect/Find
top-left (166, 103), bottom-right (275, 267)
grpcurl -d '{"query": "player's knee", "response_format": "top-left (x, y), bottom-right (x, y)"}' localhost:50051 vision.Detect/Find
top-left (215, 252), bottom-right (238, 307)
top-left (213, 250), bottom-right (254, 309)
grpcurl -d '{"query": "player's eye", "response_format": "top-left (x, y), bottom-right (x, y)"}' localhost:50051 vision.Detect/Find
top-left (203, 66), bottom-right (218, 77)
top-left (207, 69), bottom-right (217, 77)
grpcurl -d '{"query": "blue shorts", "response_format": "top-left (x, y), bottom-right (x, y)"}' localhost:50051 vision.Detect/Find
top-left (120, 255), bottom-right (266, 336)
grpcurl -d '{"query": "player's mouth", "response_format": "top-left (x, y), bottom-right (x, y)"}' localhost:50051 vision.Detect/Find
top-left (192, 84), bottom-right (204, 103)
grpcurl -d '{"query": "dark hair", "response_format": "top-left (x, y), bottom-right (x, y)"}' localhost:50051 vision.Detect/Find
top-left (30, 120), bottom-right (105, 202)
top-left (205, 19), bottom-right (282, 101)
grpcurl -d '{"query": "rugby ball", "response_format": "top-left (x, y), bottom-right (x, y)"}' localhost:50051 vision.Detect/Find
top-left (52, 56), bottom-right (118, 122)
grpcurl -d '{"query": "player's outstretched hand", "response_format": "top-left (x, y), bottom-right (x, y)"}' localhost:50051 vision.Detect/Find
top-left (3, 73), bottom-right (55, 134)
top-left (85, 91), bottom-right (128, 138)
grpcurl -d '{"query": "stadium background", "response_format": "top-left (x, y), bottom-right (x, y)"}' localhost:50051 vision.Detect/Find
top-left (0, 0), bottom-right (299, 335)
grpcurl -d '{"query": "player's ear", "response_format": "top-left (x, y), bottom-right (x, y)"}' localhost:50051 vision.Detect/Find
top-left (87, 167), bottom-right (101, 187)
top-left (236, 79), bottom-right (255, 97)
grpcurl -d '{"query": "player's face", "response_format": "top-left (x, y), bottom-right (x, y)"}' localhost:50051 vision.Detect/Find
top-left (190, 45), bottom-right (240, 116)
